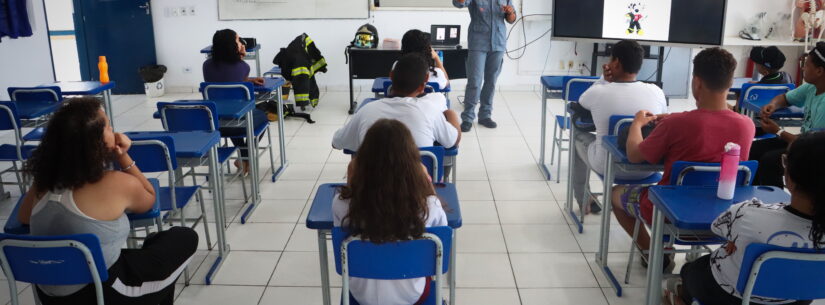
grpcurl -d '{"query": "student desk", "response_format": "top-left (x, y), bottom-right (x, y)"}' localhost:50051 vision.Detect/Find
top-left (644, 185), bottom-right (791, 305)
top-left (253, 77), bottom-right (289, 184)
top-left (201, 44), bottom-right (263, 77)
top-left (593, 135), bottom-right (664, 297)
top-left (123, 131), bottom-right (230, 285)
top-left (345, 46), bottom-right (468, 114)
top-left (729, 77), bottom-right (751, 95)
top-left (538, 76), bottom-right (566, 180)
top-left (42, 81), bottom-right (116, 126)
top-left (154, 98), bottom-right (267, 224)
top-left (307, 183), bottom-right (463, 305)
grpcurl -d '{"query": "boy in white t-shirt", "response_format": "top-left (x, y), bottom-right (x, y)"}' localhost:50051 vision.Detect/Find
top-left (333, 53), bottom-right (461, 151)
top-left (572, 40), bottom-right (668, 214)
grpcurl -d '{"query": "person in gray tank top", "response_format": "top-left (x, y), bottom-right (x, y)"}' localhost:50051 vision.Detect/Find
top-left (18, 98), bottom-right (198, 305)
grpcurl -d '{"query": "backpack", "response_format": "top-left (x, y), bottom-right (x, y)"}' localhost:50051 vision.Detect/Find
top-left (351, 23), bottom-right (379, 48)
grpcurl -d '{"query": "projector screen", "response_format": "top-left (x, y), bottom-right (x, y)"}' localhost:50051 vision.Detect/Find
top-left (552, 0), bottom-right (727, 46)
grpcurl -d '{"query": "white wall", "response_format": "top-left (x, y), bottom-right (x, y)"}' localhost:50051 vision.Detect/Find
top-left (151, 0), bottom-right (592, 92)
top-left (0, 0), bottom-right (55, 99)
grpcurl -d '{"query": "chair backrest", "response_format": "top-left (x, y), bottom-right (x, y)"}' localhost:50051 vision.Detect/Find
top-left (8, 86), bottom-right (62, 103)
top-left (382, 83), bottom-right (438, 96)
top-left (607, 115), bottom-right (635, 136)
top-left (157, 101), bottom-right (219, 132)
top-left (738, 83), bottom-right (795, 109)
top-left (420, 146), bottom-right (445, 183)
top-left (671, 161), bottom-right (758, 186)
top-left (561, 76), bottom-right (599, 103)
top-left (0, 233), bottom-right (107, 305)
top-left (0, 102), bottom-right (26, 159)
top-left (736, 243), bottom-right (825, 303)
top-left (199, 82), bottom-right (254, 101)
top-left (126, 136), bottom-right (178, 173)
top-left (332, 226), bottom-right (452, 305)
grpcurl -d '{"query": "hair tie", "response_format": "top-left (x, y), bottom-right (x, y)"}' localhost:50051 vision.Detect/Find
top-left (815, 48), bottom-right (825, 63)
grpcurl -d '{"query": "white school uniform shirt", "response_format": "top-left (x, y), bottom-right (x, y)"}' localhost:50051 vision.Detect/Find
top-left (392, 61), bottom-right (449, 91)
top-left (710, 199), bottom-right (814, 304)
top-left (578, 80), bottom-right (668, 178)
top-left (333, 194), bottom-right (448, 305)
top-left (332, 93), bottom-right (457, 151)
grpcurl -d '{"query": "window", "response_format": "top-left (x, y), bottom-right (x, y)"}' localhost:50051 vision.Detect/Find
top-left (376, 0), bottom-right (457, 9)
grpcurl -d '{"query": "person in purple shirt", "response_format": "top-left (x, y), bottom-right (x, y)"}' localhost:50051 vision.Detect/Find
top-left (203, 29), bottom-right (267, 175)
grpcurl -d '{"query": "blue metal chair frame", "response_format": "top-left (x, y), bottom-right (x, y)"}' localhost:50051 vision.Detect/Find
top-left (551, 76), bottom-right (599, 183)
top-left (0, 233), bottom-right (108, 305)
top-left (333, 226), bottom-right (452, 305)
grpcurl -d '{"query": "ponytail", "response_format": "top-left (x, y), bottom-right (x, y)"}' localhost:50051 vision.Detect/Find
top-left (786, 131), bottom-right (825, 249)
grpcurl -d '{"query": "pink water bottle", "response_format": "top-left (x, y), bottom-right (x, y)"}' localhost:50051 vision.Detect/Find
top-left (718, 142), bottom-right (741, 200)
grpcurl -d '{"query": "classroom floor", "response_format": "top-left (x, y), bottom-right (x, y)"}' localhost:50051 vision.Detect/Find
top-left (0, 89), bottom-right (819, 305)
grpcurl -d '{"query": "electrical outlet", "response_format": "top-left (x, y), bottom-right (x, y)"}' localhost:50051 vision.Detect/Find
top-left (171, 7), bottom-right (180, 17)
top-left (182, 67), bottom-right (192, 74)
top-left (559, 60), bottom-right (565, 70)
top-left (568, 60), bottom-right (575, 69)
top-left (179, 6), bottom-right (188, 16)
top-left (188, 6), bottom-right (196, 16)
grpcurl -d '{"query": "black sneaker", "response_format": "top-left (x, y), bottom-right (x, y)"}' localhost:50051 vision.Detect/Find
top-left (640, 252), bottom-right (676, 273)
top-left (589, 201), bottom-right (602, 214)
top-left (461, 121), bottom-right (473, 132)
top-left (478, 118), bottom-right (497, 129)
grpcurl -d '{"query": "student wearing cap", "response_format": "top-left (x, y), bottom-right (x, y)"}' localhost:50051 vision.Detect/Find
top-left (749, 46), bottom-right (793, 85)
top-left (750, 42), bottom-right (825, 188)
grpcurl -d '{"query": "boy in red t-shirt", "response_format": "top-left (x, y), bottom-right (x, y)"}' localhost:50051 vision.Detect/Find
top-left (612, 48), bottom-right (756, 269)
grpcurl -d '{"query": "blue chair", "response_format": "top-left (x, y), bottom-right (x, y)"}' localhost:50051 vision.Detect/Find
top-left (624, 160), bottom-right (758, 284)
top-left (573, 115), bottom-right (662, 233)
top-left (8, 86), bottom-right (63, 143)
top-left (200, 82), bottom-right (276, 181)
top-left (124, 178), bottom-right (163, 249)
top-left (157, 101), bottom-right (248, 203)
top-left (738, 83), bottom-right (800, 136)
top-left (733, 243), bottom-right (825, 304)
top-left (420, 146), bottom-right (446, 183)
top-left (0, 233), bottom-right (108, 305)
top-left (0, 102), bottom-right (39, 196)
top-left (127, 136), bottom-right (210, 284)
top-left (550, 76), bottom-right (599, 183)
top-left (333, 226), bottom-right (452, 305)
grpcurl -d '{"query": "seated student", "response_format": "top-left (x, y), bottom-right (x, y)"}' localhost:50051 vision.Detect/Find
top-left (750, 42), bottom-right (825, 188)
top-left (399, 29), bottom-right (449, 90)
top-left (749, 46), bottom-right (793, 85)
top-left (613, 48), bottom-right (755, 269)
top-left (665, 132), bottom-right (825, 305)
top-left (332, 53), bottom-right (461, 151)
top-left (17, 98), bottom-right (198, 305)
top-left (333, 119), bottom-right (448, 305)
top-left (203, 28), bottom-right (268, 175)
top-left (572, 39), bottom-right (668, 214)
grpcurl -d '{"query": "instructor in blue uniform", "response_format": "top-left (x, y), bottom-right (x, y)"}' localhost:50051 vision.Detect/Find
top-left (453, 0), bottom-right (516, 132)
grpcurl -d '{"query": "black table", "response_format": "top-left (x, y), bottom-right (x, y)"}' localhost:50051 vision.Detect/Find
top-left (346, 46), bottom-right (468, 114)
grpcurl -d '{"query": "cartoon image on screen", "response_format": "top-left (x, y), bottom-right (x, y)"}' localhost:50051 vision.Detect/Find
top-left (602, 0), bottom-right (672, 41)
top-left (626, 3), bottom-right (645, 35)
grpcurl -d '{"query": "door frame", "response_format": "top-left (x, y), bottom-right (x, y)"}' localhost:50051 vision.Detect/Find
top-left (71, 0), bottom-right (91, 81)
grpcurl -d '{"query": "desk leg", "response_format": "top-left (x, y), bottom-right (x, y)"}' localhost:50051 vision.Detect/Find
top-left (596, 154), bottom-right (622, 296)
top-left (449, 231), bottom-right (457, 305)
top-left (255, 53), bottom-right (262, 78)
top-left (272, 85), bottom-right (288, 182)
top-left (538, 86), bottom-right (552, 180)
top-left (103, 90), bottom-right (114, 128)
top-left (565, 116), bottom-right (584, 233)
top-left (205, 145), bottom-right (230, 284)
top-left (240, 110), bottom-right (261, 223)
top-left (318, 230), bottom-right (332, 305)
top-left (645, 206), bottom-right (665, 305)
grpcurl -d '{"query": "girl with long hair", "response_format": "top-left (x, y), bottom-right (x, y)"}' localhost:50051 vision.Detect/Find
top-left (18, 98), bottom-right (198, 305)
top-left (666, 131), bottom-right (825, 305)
top-left (333, 119), bottom-right (447, 305)
top-left (401, 29), bottom-right (449, 90)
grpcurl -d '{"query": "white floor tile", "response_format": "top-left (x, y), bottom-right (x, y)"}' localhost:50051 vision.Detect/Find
top-left (496, 201), bottom-right (567, 224)
top-left (260, 287), bottom-right (343, 305)
top-left (457, 181), bottom-right (494, 201)
top-left (456, 253), bottom-right (516, 288)
top-left (455, 288), bottom-right (521, 305)
top-left (502, 224), bottom-right (581, 253)
top-left (519, 288), bottom-right (609, 305)
top-left (491, 181), bottom-right (554, 201)
top-left (243, 199), bottom-right (306, 223)
top-left (460, 201), bottom-right (500, 224)
top-left (199, 251), bottom-right (281, 286)
top-left (457, 224), bottom-right (507, 253)
top-left (269, 251), bottom-right (342, 287)
top-left (174, 285), bottom-right (265, 305)
top-left (510, 253), bottom-right (599, 288)
top-left (223, 223), bottom-right (294, 251)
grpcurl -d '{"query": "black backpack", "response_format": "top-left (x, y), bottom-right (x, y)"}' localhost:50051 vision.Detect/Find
top-left (351, 23), bottom-right (379, 48)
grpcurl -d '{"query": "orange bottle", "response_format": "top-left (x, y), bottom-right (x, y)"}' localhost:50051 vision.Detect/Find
top-left (98, 56), bottom-right (110, 84)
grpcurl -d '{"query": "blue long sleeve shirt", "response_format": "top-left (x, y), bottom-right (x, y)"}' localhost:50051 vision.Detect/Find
top-left (453, 0), bottom-right (510, 52)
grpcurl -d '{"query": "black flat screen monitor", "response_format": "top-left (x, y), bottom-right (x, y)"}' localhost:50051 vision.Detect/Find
top-left (552, 0), bottom-right (727, 46)
top-left (431, 25), bottom-right (461, 46)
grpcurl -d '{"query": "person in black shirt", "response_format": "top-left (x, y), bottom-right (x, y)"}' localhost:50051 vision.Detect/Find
top-left (750, 46), bottom-right (793, 85)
